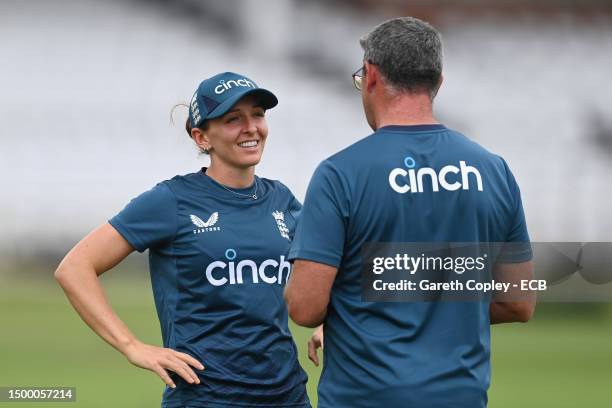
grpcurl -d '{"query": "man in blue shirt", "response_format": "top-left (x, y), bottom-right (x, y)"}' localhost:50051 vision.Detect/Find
top-left (285, 17), bottom-right (535, 408)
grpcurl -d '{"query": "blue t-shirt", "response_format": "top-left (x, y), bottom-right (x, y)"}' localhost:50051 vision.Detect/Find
top-left (289, 124), bottom-right (531, 408)
top-left (109, 168), bottom-right (309, 408)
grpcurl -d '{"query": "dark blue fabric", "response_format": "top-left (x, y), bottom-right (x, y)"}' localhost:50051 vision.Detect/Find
top-left (289, 125), bottom-right (531, 407)
top-left (110, 169), bottom-right (309, 408)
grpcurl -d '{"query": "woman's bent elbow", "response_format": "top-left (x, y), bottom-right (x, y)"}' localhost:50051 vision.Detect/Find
top-left (54, 256), bottom-right (80, 287)
top-left (54, 262), bottom-right (70, 286)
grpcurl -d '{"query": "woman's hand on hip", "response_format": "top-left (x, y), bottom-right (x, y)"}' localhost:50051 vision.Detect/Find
top-left (124, 341), bottom-right (205, 388)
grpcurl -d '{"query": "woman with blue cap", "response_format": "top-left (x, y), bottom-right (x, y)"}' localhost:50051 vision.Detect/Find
top-left (55, 72), bottom-right (310, 407)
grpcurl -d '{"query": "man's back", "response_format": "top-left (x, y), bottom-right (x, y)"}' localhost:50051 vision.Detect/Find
top-left (289, 124), bottom-right (530, 407)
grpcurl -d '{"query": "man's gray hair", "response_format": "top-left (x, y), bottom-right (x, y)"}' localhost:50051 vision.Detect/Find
top-left (360, 17), bottom-right (443, 98)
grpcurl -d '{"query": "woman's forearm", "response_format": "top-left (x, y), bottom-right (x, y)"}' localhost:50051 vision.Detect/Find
top-left (55, 256), bottom-right (139, 355)
top-left (55, 224), bottom-right (140, 355)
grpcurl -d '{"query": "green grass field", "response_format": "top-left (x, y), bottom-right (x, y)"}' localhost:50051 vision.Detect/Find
top-left (1, 258), bottom-right (610, 407)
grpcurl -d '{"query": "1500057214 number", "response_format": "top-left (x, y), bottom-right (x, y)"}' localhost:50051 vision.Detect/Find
top-left (0, 387), bottom-right (76, 402)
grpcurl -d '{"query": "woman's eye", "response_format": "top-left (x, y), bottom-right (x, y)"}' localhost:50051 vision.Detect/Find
top-left (226, 116), bottom-right (239, 123)
top-left (254, 111), bottom-right (265, 117)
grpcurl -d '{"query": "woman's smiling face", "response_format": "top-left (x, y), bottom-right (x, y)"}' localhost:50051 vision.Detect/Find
top-left (199, 94), bottom-right (269, 170)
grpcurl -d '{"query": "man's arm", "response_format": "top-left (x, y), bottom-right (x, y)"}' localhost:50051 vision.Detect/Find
top-left (284, 260), bottom-right (338, 328)
top-left (490, 260), bottom-right (536, 324)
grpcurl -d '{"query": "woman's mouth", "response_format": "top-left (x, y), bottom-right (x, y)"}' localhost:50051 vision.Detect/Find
top-left (238, 140), bottom-right (259, 149)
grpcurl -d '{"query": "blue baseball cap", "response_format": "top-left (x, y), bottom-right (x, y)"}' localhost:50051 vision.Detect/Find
top-left (188, 72), bottom-right (278, 128)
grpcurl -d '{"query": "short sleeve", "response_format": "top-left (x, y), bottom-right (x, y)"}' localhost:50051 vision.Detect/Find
top-left (279, 183), bottom-right (303, 241)
top-left (287, 192), bottom-right (302, 224)
top-left (108, 183), bottom-right (178, 252)
top-left (498, 161), bottom-right (532, 263)
top-left (288, 160), bottom-right (349, 268)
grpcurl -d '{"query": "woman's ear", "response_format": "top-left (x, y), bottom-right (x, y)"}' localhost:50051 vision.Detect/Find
top-left (191, 128), bottom-right (211, 152)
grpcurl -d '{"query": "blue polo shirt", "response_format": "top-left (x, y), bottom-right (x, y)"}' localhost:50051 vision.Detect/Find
top-left (110, 168), bottom-right (309, 408)
top-left (289, 124), bottom-right (531, 408)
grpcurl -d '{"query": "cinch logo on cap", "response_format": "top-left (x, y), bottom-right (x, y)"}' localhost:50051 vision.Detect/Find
top-left (388, 156), bottom-right (484, 193)
top-left (214, 78), bottom-right (256, 95)
top-left (188, 72), bottom-right (278, 129)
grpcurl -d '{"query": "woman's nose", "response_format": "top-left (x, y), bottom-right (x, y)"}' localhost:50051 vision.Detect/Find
top-left (243, 117), bottom-right (257, 134)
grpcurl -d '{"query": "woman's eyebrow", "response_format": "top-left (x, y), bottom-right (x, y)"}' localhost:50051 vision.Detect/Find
top-left (224, 106), bottom-right (263, 117)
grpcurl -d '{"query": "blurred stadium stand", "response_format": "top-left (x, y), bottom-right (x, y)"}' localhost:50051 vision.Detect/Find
top-left (1, 0), bottom-right (611, 259)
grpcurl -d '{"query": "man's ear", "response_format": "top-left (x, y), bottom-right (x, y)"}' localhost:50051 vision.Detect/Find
top-left (365, 60), bottom-right (378, 93)
top-left (191, 128), bottom-right (211, 152)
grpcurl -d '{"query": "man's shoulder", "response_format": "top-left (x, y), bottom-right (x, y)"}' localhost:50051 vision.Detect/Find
top-left (316, 126), bottom-right (510, 181)
top-left (324, 132), bottom-right (378, 168)
top-left (322, 127), bottom-right (502, 163)
top-left (443, 127), bottom-right (508, 167)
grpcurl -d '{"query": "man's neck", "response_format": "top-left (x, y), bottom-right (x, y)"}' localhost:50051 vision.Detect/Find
top-left (374, 92), bottom-right (439, 129)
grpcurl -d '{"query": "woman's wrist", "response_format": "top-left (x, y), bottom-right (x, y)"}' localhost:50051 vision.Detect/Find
top-left (117, 336), bottom-right (141, 356)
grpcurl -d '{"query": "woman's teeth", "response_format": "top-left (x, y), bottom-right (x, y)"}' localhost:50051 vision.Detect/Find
top-left (238, 140), bottom-right (258, 148)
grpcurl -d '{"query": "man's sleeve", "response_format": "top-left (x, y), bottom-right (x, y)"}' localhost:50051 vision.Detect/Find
top-left (498, 161), bottom-right (533, 263)
top-left (108, 183), bottom-right (178, 253)
top-left (288, 160), bottom-right (350, 268)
